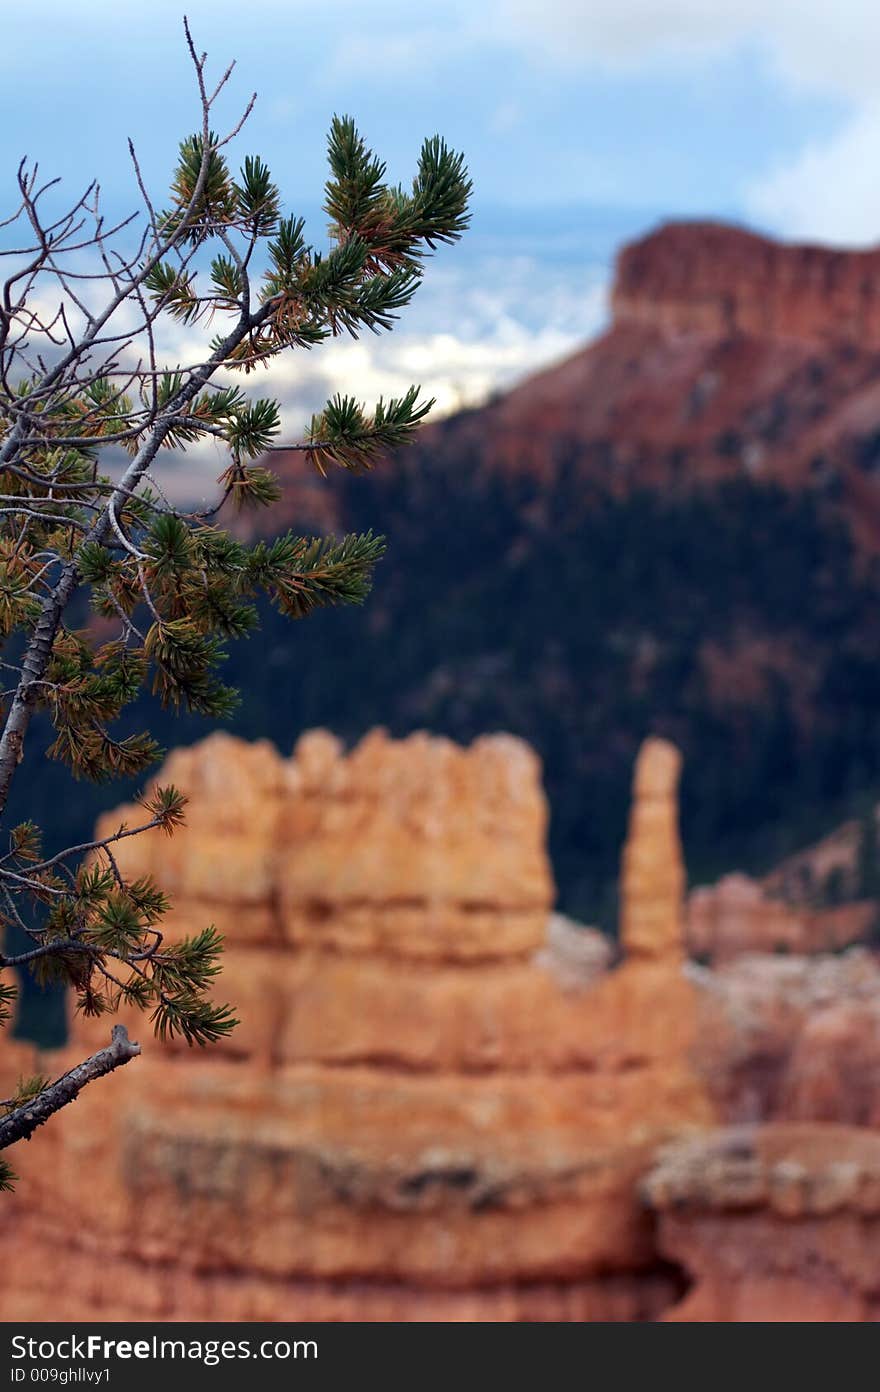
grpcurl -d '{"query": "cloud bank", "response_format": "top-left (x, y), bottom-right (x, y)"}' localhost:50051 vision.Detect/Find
top-left (496, 0), bottom-right (880, 245)
top-left (158, 252), bottom-right (610, 500)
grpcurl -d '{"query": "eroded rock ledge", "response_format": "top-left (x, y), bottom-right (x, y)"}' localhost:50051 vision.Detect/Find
top-left (0, 729), bottom-right (710, 1321)
top-left (7, 728), bottom-right (880, 1320)
top-left (643, 1124), bottom-right (880, 1321)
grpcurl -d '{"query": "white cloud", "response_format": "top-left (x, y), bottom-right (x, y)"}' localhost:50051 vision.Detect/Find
top-left (490, 0), bottom-right (880, 244)
top-left (277, 257), bottom-right (607, 422)
top-left (747, 103), bottom-right (880, 245)
top-left (18, 0), bottom-right (880, 244)
top-left (493, 0), bottom-right (880, 100)
top-left (154, 257), bottom-right (610, 498)
top-left (285, 0), bottom-right (880, 243)
top-left (326, 26), bottom-right (470, 82)
top-left (154, 314), bottom-right (596, 500)
top-left (494, 0), bottom-right (768, 70)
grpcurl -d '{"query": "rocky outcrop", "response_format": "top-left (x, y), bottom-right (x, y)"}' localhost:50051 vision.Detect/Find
top-left (613, 221), bottom-right (880, 349)
top-left (689, 949), bottom-right (880, 1124)
top-left (90, 724), bottom-right (553, 966)
top-left (9, 724), bottom-right (880, 1321)
top-left (687, 873), bottom-right (873, 963)
top-left (256, 220), bottom-right (880, 546)
top-left (0, 730), bottom-right (710, 1322)
top-left (620, 739), bottom-right (685, 962)
top-left (425, 221), bottom-right (880, 553)
top-left (761, 806), bottom-right (880, 906)
top-left (643, 1123), bottom-right (880, 1321)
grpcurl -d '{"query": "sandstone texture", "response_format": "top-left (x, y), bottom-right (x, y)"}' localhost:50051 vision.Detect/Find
top-left (690, 949), bottom-right (880, 1126)
top-left (613, 221), bottom-right (880, 348)
top-left (0, 729), bottom-right (710, 1322)
top-left (620, 738), bottom-right (685, 962)
top-left (687, 873), bottom-right (872, 963)
top-left (643, 1123), bottom-right (880, 1321)
top-left (7, 725), bottom-right (880, 1321)
top-left (636, 950), bottom-right (880, 1322)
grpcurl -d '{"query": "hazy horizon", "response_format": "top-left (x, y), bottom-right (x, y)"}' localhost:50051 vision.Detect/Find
top-left (4, 0), bottom-right (880, 468)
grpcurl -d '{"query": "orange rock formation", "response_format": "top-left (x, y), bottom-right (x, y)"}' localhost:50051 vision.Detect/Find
top-left (620, 738), bottom-right (685, 961)
top-left (691, 950), bottom-right (880, 1126)
top-left (643, 1123), bottom-right (880, 1321)
top-left (686, 873), bottom-right (872, 963)
top-left (0, 729), bottom-right (711, 1322)
top-left (10, 726), bottom-right (880, 1321)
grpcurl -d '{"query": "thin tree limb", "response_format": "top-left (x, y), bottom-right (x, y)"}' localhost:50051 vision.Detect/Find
top-left (0, 1025), bottom-right (140, 1149)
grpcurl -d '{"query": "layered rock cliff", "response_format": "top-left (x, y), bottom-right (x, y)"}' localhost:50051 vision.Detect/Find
top-left (261, 219), bottom-right (880, 539)
top-left (686, 874), bottom-right (873, 963)
top-left (9, 726), bottom-right (880, 1320)
top-left (468, 238), bottom-right (880, 556)
top-left (0, 730), bottom-right (710, 1322)
top-left (613, 221), bottom-right (880, 348)
top-left (644, 1124), bottom-right (880, 1321)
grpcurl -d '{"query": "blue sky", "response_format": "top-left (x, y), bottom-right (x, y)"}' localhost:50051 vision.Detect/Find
top-left (2, 0), bottom-right (878, 448)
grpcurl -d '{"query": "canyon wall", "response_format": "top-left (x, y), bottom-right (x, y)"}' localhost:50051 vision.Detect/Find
top-left (644, 1123), bottom-right (880, 1321)
top-left (417, 218), bottom-right (880, 553)
top-left (0, 730), bottom-right (710, 1322)
top-left (7, 726), bottom-right (880, 1320)
top-left (639, 945), bottom-right (880, 1319)
top-left (613, 221), bottom-right (880, 348)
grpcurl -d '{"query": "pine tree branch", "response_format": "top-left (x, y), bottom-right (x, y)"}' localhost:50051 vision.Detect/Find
top-left (0, 43), bottom-right (470, 1120)
top-left (0, 297), bottom-right (276, 818)
top-left (0, 1025), bottom-right (140, 1149)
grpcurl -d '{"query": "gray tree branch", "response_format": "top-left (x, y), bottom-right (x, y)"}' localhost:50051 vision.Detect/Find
top-left (0, 1025), bottom-right (141, 1149)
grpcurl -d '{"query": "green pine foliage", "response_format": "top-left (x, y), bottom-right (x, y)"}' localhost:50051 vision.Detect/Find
top-left (0, 29), bottom-right (470, 1179)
